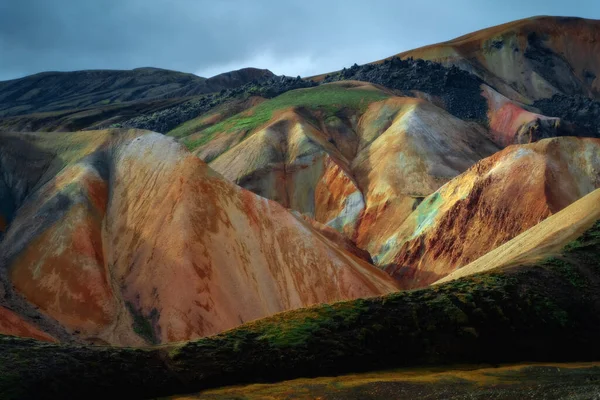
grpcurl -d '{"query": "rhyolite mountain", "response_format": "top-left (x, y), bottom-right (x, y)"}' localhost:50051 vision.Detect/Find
top-left (1, 15), bottom-right (600, 400)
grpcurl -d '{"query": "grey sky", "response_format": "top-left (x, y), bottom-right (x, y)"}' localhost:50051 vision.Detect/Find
top-left (0, 0), bottom-right (599, 81)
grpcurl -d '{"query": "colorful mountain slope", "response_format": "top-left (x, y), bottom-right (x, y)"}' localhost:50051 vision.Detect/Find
top-left (394, 16), bottom-right (600, 103)
top-left (436, 188), bottom-right (600, 284)
top-left (2, 217), bottom-right (600, 399)
top-left (0, 129), bottom-right (398, 345)
top-left (381, 137), bottom-right (600, 288)
top-left (182, 82), bottom-right (497, 253)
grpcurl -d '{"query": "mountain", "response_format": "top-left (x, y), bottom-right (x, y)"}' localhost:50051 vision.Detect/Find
top-left (0, 67), bottom-right (273, 118)
top-left (1, 14), bottom-right (600, 399)
top-left (311, 16), bottom-right (600, 139)
top-left (0, 74), bottom-right (309, 135)
top-left (3, 214), bottom-right (600, 399)
top-left (394, 16), bottom-right (600, 102)
top-left (0, 130), bottom-right (397, 345)
top-left (383, 137), bottom-right (600, 288)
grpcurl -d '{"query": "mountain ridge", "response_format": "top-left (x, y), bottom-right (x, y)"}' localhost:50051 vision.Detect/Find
top-left (1, 15), bottom-right (600, 399)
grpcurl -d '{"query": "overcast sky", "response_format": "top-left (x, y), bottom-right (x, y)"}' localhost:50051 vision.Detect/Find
top-left (1, 0), bottom-right (599, 81)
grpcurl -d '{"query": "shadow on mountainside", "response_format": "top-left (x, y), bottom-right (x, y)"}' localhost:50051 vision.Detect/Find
top-left (0, 219), bottom-right (599, 399)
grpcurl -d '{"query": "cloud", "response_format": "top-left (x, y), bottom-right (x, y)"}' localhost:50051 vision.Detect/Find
top-left (1, 0), bottom-right (599, 81)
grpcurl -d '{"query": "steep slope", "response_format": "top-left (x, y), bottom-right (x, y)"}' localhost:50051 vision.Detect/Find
top-left (310, 17), bottom-right (600, 143)
top-left (185, 82), bottom-right (497, 251)
top-left (2, 217), bottom-right (600, 399)
top-left (394, 16), bottom-right (600, 103)
top-left (382, 137), bottom-right (600, 288)
top-left (436, 188), bottom-right (600, 284)
top-left (0, 129), bottom-right (398, 346)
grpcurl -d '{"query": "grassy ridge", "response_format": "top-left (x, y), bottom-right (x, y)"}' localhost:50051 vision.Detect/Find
top-left (180, 84), bottom-right (389, 151)
top-left (1, 221), bottom-right (599, 399)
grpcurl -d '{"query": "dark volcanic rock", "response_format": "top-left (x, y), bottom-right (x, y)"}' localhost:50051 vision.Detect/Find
top-left (524, 33), bottom-right (582, 95)
top-left (322, 57), bottom-right (489, 123)
top-left (534, 94), bottom-right (600, 137)
top-left (112, 75), bottom-right (317, 133)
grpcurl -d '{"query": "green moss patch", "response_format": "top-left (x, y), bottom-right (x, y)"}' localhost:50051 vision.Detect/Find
top-left (182, 84), bottom-right (389, 151)
top-left (126, 302), bottom-right (159, 345)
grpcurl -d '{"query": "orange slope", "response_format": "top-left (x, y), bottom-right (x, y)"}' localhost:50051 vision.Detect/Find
top-left (0, 130), bottom-right (398, 345)
top-left (435, 188), bottom-right (600, 284)
top-left (380, 137), bottom-right (600, 288)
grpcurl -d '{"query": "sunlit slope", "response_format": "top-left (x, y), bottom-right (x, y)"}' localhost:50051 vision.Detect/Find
top-left (380, 137), bottom-right (600, 288)
top-left (436, 188), bottom-right (600, 284)
top-left (184, 82), bottom-right (497, 252)
top-left (0, 129), bottom-right (398, 345)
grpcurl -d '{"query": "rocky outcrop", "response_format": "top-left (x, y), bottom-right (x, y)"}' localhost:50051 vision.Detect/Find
top-left (321, 57), bottom-right (488, 123)
top-left (533, 94), bottom-right (600, 137)
top-left (112, 75), bottom-right (316, 133)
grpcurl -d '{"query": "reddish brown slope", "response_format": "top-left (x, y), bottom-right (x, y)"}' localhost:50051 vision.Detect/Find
top-left (0, 130), bottom-right (398, 345)
top-left (381, 137), bottom-right (600, 288)
top-left (435, 188), bottom-right (600, 284)
top-left (0, 306), bottom-right (56, 342)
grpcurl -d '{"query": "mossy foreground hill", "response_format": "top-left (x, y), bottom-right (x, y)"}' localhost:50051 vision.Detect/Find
top-left (1, 220), bottom-right (599, 399)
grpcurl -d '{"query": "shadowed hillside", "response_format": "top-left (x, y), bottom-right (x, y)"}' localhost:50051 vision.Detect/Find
top-left (0, 67), bottom-right (273, 117)
top-left (0, 216), bottom-right (598, 399)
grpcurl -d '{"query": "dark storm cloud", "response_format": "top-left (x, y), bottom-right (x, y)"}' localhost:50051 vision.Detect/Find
top-left (1, 0), bottom-right (599, 81)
